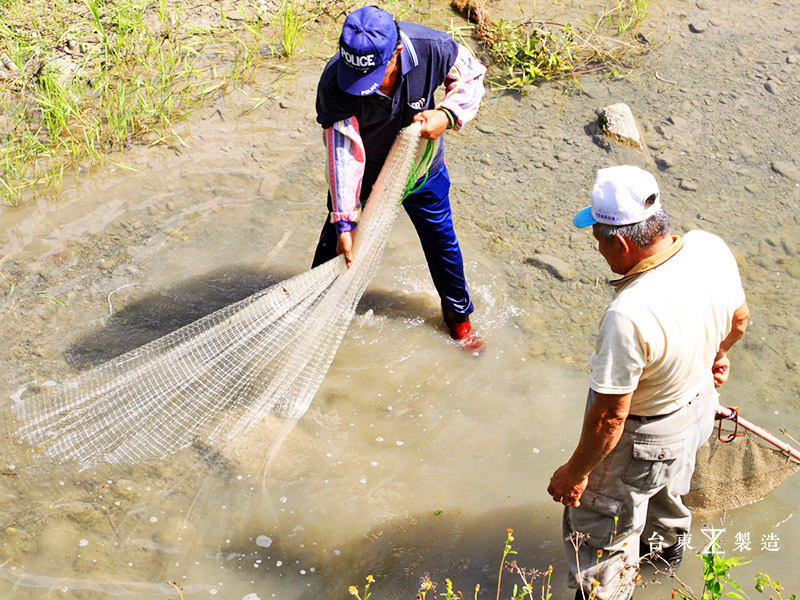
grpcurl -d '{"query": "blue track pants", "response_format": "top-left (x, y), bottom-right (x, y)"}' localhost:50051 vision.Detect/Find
top-left (311, 163), bottom-right (474, 317)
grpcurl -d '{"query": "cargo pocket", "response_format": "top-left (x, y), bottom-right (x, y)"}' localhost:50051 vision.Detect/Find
top-left (622, 435), bottom-right (685, 491)
top-left (567, 489), bottom-right (624, 548)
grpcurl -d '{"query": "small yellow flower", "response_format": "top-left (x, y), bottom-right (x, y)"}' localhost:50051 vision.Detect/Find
top-left (366, 575), bottom-right (375, 584)
top-left (349, 586), bottom-right (359, 596)
top-left (422, 581), bottom-right (433, 591)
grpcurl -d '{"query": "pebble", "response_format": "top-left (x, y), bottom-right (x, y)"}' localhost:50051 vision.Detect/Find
top-left (736, 144), bottom-right (756, 161)
top-left (689, 22), bottom-right (707, 33)
top-left (526, 254), bottom-right (576, 282)
top-left (655, 151), bottom-right (679, 170)
top-left (679, 179), bottom-right (698, 191)
top-left (764, 81), bottom-right (779, 95)
top-left (772, 161), bottom-right (800, 182)
top-left (788, 56), bottom-right (799, 64)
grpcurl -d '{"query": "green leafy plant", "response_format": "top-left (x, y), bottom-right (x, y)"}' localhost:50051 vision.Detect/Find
top-left (755, 572), bottom-right (796, 600)
top-left (670, 539), bottom-right (750, 600)
top-left (453, 0), bottom-right (652, 92)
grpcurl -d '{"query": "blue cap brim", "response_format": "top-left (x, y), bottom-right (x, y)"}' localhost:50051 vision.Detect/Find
top-left (338, 59), bottom-right (386, 96)
top-left (573, 206), bottom-right (597, 228)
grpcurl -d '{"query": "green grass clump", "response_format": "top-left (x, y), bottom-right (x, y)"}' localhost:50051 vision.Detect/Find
top-left (456, 0), bottom-right (652, 92)
top-left (0, 0), bottom-right (314, 206)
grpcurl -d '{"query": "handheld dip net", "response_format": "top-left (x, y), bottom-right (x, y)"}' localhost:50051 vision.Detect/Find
top-left (13, 123), bottom-right (429, 469)
top-left (685, 405), bottom-right (800, 512)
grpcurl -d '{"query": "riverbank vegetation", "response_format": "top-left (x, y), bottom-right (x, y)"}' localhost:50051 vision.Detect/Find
top-left (0, 0), bottom-right (652, 206)
top-left (452, 0), bottom-right (652, 90)
top-left (347, 530), bottom-right (796, 600)
top-left (0, 0), bottom-right (313, 206)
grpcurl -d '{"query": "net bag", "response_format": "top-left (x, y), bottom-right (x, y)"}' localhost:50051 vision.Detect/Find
top-left (13, 123), bottom-right (427, 469)
top-left (685, 417), bottom-right (800, 512)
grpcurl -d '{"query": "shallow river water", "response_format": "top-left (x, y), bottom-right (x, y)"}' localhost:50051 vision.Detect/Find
top-left (1, 0), bottom-right (799, 598)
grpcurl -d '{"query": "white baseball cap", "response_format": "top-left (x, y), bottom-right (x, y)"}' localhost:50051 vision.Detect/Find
top-left (573, 165), bottom-right (662, 228)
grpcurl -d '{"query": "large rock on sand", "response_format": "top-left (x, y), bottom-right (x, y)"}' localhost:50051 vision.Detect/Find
top-left (598, 103), bottom-right (644, 149)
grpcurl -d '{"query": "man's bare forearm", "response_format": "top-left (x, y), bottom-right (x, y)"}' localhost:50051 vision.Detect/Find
top-left (716, 301), bottom-right (749, 358)
top-left (567, 392), bottom-right (632, 477)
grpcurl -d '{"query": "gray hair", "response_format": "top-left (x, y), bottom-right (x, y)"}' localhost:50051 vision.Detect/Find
top-left (594, 210), bottom-right (671, 249)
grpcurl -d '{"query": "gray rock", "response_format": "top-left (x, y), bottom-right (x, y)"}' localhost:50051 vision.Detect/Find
top-left (772, 161), bottom-right (800, 181)
top-left (765, 81), bottom-right (779, 95)
top-left (526, 254), bottom-right (576, 281)
top-left (655, 151), bottom-right (680, 170)
top-left (736, 144), bottom-right (756, 161)
top-left (679, 179), bottom-right (698, 191)
top-left (689, 22), bottom-right (707, 33)
top-left (666, 115), bottom-right (689, 128)
top-left (597, 103), bottom-right (643, 149)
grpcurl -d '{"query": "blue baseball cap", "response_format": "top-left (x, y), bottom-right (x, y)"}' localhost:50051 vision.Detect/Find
top-left (338, 7), bottom-right (398, 96)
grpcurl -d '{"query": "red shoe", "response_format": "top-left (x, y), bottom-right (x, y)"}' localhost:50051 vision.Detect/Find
top-left (447, 320), bottom-right (486, 356)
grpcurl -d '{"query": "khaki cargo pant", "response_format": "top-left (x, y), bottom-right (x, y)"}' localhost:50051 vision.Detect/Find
top-left (563, 377), bottom-right (717, 600)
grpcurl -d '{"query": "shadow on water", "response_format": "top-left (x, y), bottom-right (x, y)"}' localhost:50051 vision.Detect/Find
top-left (313, 504), bottom-right (569, 600)
top-left (64, 263), bottom-right (440, 371)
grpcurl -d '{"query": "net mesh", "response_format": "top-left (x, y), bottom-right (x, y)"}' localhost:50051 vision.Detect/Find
top-left (13, 123), bottom-right (427, 469)
top-left (686, 428), bottom-right (800, 512)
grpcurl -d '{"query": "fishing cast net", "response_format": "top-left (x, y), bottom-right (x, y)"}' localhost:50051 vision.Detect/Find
top-left (13, 123), bottom-right (428, 469)
top-left (685, 416), bottom-right (800, 512)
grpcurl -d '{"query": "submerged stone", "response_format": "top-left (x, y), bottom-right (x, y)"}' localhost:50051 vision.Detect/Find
top-left (526, 254), bottom-right (576, 282)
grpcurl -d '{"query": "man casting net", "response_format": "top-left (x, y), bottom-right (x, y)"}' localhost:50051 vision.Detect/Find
top-left (13, 123), bottom-right (428, 469)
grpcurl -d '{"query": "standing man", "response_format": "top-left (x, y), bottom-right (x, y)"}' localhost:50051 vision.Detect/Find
top-left (311, 6), bottom-right (486, 353)
top-left (547, 166), bottom-right (750, 600)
